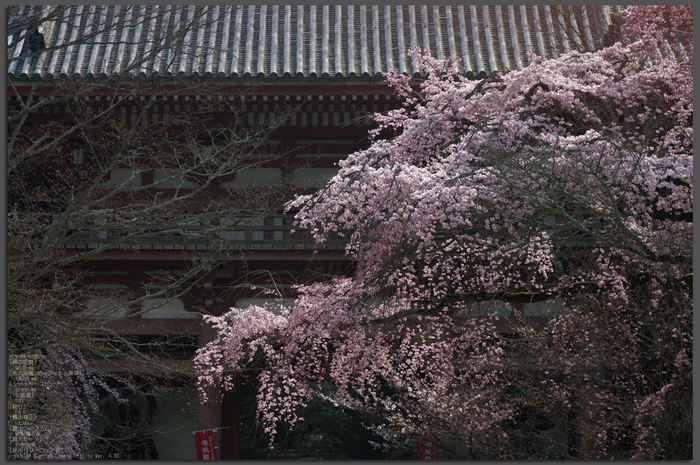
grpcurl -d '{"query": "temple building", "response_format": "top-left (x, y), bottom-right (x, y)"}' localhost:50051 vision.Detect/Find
top-left (7, 5), bottom-right (617, 459)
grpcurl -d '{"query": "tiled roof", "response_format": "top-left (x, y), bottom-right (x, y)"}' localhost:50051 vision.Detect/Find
top-left (8, 5), bottom-right (617, 81)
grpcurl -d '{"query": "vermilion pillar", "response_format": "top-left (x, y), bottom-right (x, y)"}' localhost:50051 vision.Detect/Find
top-left (221, 375), bottom-right (241, 459)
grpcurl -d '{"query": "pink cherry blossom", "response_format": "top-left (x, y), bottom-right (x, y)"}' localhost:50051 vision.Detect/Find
top-left (198, 7), bottom-right (691, 459)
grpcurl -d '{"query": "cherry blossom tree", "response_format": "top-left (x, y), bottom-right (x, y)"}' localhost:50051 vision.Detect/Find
top-left (196, 6), bottom-right (692, 459)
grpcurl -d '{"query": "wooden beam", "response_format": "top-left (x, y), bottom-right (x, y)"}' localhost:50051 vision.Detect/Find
top-left (100, 318), bottom-right (202, 335)
top-left (86, 358), bottom-right (193, 373)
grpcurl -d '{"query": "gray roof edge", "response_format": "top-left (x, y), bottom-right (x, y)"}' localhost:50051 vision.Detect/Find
top-left (8, 5), bottom-right (614, 81)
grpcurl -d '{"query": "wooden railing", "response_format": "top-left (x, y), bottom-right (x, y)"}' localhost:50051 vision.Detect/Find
top-left (53, 215), bottom-right (349, 251)
top-left (14, 211), bottom-right (600, 252)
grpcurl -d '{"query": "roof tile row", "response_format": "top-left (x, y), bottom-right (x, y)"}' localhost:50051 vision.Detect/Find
top-left (8, 5), bottom-right (617, 80)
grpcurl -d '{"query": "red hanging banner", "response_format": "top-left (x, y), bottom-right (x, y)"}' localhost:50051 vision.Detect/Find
top-left (194, 430), bottom-right (218, 460)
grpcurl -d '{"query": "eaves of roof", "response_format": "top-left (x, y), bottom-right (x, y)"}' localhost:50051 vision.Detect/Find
top-left (8, 5), bottom-right (617, 82)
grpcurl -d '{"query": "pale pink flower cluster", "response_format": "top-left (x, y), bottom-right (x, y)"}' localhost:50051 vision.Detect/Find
top-left (8, 345), bottom-right (126, 459)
